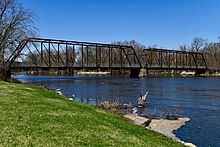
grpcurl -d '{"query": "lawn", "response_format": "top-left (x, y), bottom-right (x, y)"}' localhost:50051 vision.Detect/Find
top-left (0, 81), bottom-right (184, 146)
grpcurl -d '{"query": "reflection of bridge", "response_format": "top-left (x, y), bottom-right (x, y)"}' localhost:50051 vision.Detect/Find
top-left (6, 38), bottom-right (207, 76)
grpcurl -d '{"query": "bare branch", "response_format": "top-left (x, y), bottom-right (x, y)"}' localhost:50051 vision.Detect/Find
top-left (0, 0), bottom-right (37, 67)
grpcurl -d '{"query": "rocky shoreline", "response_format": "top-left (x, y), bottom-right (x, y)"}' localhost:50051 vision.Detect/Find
top-left (124, 114), bottom-right (195, 147)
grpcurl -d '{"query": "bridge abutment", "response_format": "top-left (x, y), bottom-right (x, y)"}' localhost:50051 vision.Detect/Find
top-left (0, 68), bottom-right (11, 81)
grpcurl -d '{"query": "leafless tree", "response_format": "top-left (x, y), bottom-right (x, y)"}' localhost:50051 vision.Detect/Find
top-left (179, 44), bottom-right (189, 51)
top-left (203, 42), bottom-right (220, 70)
top-left (0, 0), bottom-right (37, 68)
top-left (179, 37), bottom-right (220, 70)
top-left (190, 37), bottom-right (207, 52)
top-left (112, 40), bottom-right (146, 57)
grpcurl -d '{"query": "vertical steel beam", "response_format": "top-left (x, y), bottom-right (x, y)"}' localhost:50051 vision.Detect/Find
top-left (72, 45), bottom-right (75, 66)
top-left (41, 42), bottom-right (43, 66)
top-left (183, 53), bottom-right (185, 68)
top-left (96, 44), bottom-right (98, 67)
top-left (86, 46), bottom-right (88, 67)
top-left (81, 43), bottom-right (84, 67)
top-left (58, 43), bottom-right (60, 66)
top-left (150, 50), bottom-right (153, 67)
top-left (111, 47), bottom-right (113, 67)
top-left (168, 50), bottom-right (171, 68)
top-left (66, 42), bottom-right (69, 67)
top-left (160, 50), bottom-right (162, 68)
top-left (146, 52), bottom-right (148, 67)
top-left (48, 40), bottom-right (51, 67)
top-left (144, 52), bottom-right (147, 67)
top-left (157, 51), bottom-right (160, 66)
top-left (120, 47), bottom-right (123, 67)
top-left (99, 46), bottom-right (101, 66)
top-left (182, 53), bottom-right (184, 68)
top-left (109, 46), bottom-right (111, 68)
top-left (175, 51), bottom-right (177, 68)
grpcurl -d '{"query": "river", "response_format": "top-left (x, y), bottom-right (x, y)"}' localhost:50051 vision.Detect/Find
top-left (13, 74), bottom-right (220, 146)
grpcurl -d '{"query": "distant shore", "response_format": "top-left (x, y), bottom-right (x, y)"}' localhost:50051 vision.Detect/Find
top-left (77, 71), bottom-right (111, 75)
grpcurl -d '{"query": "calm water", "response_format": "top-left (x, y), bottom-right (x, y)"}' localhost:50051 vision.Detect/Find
top-left (13, 74), bottom-right (220, 146)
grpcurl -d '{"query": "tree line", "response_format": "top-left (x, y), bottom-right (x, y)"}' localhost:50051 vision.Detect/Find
top-left (179, 37), bottom-right (220, 70)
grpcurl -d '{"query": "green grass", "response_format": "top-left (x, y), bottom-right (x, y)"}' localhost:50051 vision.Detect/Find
top-left (0, 81), bottom-right (184, 146)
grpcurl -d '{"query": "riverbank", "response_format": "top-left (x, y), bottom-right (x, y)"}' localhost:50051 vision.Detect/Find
top-left (55, 86), bottom-right (194, 146)
top-left (0, 81), bottom-right (183, 146)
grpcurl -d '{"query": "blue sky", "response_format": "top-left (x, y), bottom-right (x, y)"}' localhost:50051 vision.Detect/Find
top-left (20, 0), bottom-right (220, 49)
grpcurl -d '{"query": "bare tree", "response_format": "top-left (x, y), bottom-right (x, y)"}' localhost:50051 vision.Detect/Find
top-left (0, 0), bottom-right (37, 68)
top-left (112, 40), bottom-right (146, 57)
top-left (190, 37), bottom-right (207, 52)
top-left (203, 42), bottom-right (220, 70)
top-left (179, 44), bottom-right (188, 51)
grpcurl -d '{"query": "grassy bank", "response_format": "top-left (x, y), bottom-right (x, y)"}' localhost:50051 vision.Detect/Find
top-left (0, 81), bottom-right (183, 146)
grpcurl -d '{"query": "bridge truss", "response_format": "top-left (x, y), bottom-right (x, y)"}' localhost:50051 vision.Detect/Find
top-left (5, 38), bottom-right (208, 75)
top-left (6, 38), bottom-right (142, 70)
top-left (140, 48), bottom-right (207, 70)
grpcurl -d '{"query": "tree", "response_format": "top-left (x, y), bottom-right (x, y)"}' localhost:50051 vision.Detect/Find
top-left (112, 40), bottom-right (146, 57)
top-left (0, 0), bottom-right (37, 68)
top-left (190, 37), bottom-right (207, 52)
top-left (203, 42), bottom-right (220, 70)
top-left (179, 44), bottom-right (188, 51)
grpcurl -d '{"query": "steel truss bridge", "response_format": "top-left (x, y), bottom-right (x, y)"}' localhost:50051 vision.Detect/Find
top-left (5, 38), bottom-right (208, 76)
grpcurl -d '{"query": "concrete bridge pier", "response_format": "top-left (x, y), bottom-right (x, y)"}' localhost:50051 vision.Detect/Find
top-left (195, 69), bottom-right (207, 76)
top-left (129, 68), bottom-right (141, 77)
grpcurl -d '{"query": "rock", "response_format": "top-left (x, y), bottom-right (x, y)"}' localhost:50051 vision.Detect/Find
top-left (142, 118), bottom-right (152, 127)
top-left (55, 89), bottom-right (62, 95)
top-left (132, 107), bottom-right (138, 114)
top-left (166, 115), bottom-right (179, 120)
top-left (124, 114), bottom-right (193, 146)
top-left (183, 142), bottom-right (196, 147)
top-left (180, 71), bottom-right (195, 76)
